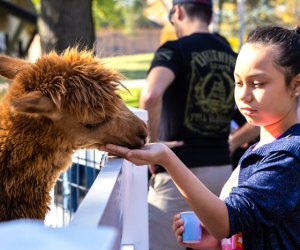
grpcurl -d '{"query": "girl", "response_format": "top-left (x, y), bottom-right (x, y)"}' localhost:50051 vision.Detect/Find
top-left (100, 25), bottom-right (300, 249)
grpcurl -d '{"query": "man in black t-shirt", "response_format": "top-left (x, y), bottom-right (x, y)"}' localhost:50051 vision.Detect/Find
top-left (139, 1), bottom-right (237, 249)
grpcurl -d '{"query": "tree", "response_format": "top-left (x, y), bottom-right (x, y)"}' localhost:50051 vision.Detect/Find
top-left (123, 0), bottom-right (149, 33)
top-left (38, 0), bottom-right (95, 53)
top-left (93, 0), bottom-right (124, 29)
top-left (93, 0), bottom-right (149, 32)
top-left (244, 0), bottom-right (280, 34)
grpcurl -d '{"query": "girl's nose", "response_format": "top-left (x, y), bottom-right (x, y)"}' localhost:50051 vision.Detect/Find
top-left (235, 85), bottom-right (252, 103)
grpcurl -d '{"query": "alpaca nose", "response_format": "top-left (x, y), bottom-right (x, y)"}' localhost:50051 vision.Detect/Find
top-left (131, 121), bottom-right (148, 148)
top-left (138, 123), bottom-right (148, 145)
top-left (127, 126), bottom-right (148, 149)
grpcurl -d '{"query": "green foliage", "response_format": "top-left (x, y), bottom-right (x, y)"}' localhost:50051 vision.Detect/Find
top-left (93, 0), bottom-right (124, 28)
top-left (32, 0), bottom-right (147, 30)
top-left (117, 86), bottom-right (142, 107)
top-left (31, 0), bottom-right (40, 12)
top-left (93, 0), bottom-right (147, 30)
top-left (245, 0), bottom-right (280, 33)
top-left (122, 0), bottom-right (149, 33)
top-left (103, 53), bottom-right (153, 107)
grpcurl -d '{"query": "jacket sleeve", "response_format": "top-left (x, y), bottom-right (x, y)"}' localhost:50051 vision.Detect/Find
top-left (224, 151), bottom-right (300, 236)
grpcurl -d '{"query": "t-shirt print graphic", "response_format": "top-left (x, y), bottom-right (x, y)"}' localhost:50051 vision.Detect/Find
top-left (153, 48), bottom-right (174, 61)
top-left (184, 50), bottom-right (235, 136)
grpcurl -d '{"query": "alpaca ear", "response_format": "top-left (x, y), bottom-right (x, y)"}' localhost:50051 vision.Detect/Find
top-left (0, 54), bottom-right (31, 79)
top-left (10, 91), bottom-right (62, 120)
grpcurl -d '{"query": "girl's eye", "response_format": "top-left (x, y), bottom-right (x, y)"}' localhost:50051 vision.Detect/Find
top-left (252, 82), bottom-right (264, 87)
top-left (234, 82), bottom-right (243, 87)
top-left (84, 123), bottom-right (102, 129)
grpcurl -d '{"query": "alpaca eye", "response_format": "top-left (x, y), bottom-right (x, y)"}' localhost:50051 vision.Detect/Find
top-left (84, 123), bottom-right (102, 129)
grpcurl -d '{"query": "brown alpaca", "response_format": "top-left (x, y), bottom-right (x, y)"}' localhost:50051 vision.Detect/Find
top-left (0, 49), bottom-right (148, 222)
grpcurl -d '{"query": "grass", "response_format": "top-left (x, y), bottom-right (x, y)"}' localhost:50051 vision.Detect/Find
top-left (104, 53), bottom-right (153, 107)
top-left (117, 85), bottom-right (143, 108)
top-left (103, 53), bottom-right (153, 80)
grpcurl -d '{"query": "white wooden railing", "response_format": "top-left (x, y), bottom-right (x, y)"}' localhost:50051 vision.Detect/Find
top-left (70, 157), bottom-right (149, 250)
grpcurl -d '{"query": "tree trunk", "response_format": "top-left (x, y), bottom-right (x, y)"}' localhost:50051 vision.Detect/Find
top-left (38, 0), bottom-right (95, 53)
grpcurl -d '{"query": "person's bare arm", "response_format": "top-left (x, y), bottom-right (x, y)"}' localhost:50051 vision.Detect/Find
top-left (101, 143), bottom-right (230, 239)
top-left (139, 66), bottom-right (175, 142)
top-left (228, 123), bottom-right (260, 155)
top-left (165, 150), bottom-right (230, 239)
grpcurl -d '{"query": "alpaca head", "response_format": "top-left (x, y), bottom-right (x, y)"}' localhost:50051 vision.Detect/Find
top-left (0, 48), bottom-right (148, 150)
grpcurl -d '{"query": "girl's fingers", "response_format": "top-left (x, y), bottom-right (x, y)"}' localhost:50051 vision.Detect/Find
top-left (172, 219), bottom-right (184, 232)
top-left (175, 225), bottom-right (184, 239)
top-left (105, 144), bottom-right (130, 155)
top-left (99, 144), bottom-right (130, 157)
top-left (100, 143), bottom-right (162, 166)
top-left (177, 234), bottom-right (183, 243)
top-left (99, 145), bottom-right (151, 166)
top-left (173, 213), bottom-right (181, 220)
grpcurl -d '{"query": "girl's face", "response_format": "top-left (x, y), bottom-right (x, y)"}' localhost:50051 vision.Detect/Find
top-left (234, 43), bottom-right (299, 133)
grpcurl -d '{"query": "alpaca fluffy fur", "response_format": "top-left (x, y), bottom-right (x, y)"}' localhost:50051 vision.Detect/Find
top-left (0, 48), bottom-right (147, 221)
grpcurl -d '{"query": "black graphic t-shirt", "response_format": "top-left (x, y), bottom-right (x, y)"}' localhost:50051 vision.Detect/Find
top-left (149, 33), bottom-right (237, 168)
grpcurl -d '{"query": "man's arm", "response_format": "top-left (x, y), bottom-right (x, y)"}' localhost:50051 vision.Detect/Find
top-left (139, 66), bottom-right (175, 142)
top-left (228, 123), bottom-right (260, 155)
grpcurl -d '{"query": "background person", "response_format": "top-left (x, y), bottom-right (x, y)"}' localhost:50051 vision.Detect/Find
top-left (139, 0), bottom-right (237, 249)
top-left (229, 118), bottom-right (259, 169)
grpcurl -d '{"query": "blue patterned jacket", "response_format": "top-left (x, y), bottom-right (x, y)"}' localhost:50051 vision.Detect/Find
top-left (225, 124), bottom-right (300, 249)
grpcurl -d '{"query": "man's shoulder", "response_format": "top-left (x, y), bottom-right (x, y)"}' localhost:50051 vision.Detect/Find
top-left (159, 39), bottom-right (179, 48)
top-left (177, 33), bottom-right (236, 54)
top-left (154, 40), bottom-right (180, 57)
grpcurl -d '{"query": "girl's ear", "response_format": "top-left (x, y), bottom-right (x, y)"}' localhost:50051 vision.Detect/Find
top-left (293, 74), bottom-right (300, 97)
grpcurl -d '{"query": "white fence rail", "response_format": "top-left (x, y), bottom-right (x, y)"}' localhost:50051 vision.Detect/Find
top-left (70, 157), bottom-right (149, 250)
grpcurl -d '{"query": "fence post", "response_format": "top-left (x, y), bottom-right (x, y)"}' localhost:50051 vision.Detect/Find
top-left (121, 107), bottom-right (149, 250)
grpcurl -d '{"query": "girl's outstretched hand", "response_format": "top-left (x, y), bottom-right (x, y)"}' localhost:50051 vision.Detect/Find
top-left (99, 143), bottom-right (171, 167)
top-left (172, 214), bottom-right (221, 250)
top-left (148, 141), bottom-right (184, 174)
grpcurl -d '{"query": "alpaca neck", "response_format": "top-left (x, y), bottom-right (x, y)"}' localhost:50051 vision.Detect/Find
top-left (0, 114), bottom-right (73, 221)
